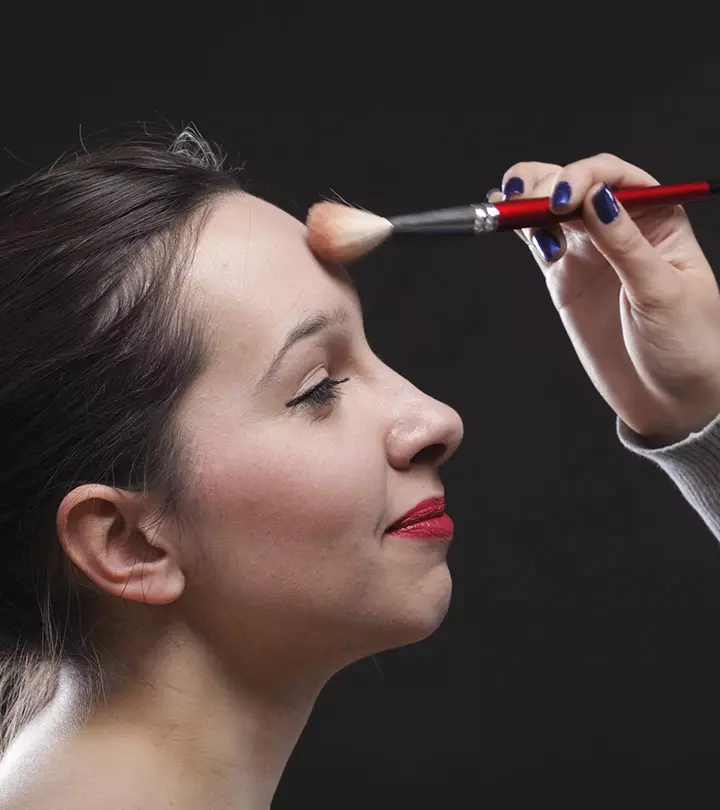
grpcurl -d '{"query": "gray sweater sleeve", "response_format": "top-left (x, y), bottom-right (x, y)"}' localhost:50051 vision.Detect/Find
top-left (617, 412), bottom-right (720, 541)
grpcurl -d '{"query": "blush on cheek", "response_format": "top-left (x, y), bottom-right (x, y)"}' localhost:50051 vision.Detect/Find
top-left (181, 421), bottom-right (391, 635)
top-left (193, 430), bottom-right (381, 550)
top-left (180, 425), bottom-right (452, 661)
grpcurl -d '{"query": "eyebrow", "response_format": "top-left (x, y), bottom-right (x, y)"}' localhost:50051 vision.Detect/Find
top-left (255, 305), bottom-right (352, 390)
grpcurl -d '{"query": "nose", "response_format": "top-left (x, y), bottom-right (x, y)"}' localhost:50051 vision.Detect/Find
top-left (385, 378), bottom-right (464, 471)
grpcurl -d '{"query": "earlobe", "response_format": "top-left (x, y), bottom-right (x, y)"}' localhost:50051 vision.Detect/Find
top-left (56, 483), bottom-right (185, 606)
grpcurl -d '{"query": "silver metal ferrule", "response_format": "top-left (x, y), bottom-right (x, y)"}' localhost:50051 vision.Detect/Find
top-left (471, 202), bottom-right (500, 234)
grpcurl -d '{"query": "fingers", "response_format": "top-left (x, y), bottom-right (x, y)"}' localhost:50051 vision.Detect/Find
top-left (581, 182), bottom-right (681, 311)
top-left (517, 170), bottom-right (567, 264)
top-left (500, 161), bottom-right (561, 198)
top-left (492, 161), bottom-right (568, 263)
top-left (546, 153), bottom-right (660, 215)
top-left (529, 227), bottom-right (567, 264)
top-left (486, 187), bottom-right (534, 247)
top-left (493, 153), bottom-right (663, 270)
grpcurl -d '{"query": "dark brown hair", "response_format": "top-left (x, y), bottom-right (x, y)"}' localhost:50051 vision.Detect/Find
top-left (0, 126), bottom-right (240, 756)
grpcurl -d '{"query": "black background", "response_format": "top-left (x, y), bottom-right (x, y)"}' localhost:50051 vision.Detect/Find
top-left (4, 8), bottom-right (720, 809)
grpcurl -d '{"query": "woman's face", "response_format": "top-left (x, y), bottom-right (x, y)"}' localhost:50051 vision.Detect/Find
top-left (174, 193), bottom-right (464, 672)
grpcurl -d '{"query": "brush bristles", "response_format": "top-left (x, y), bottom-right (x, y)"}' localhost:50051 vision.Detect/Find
top-left (306, 202), bottom-right (393, 263)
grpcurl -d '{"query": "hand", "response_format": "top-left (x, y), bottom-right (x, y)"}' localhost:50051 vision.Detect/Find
top-left (490, 153), bottom-right (720, 446)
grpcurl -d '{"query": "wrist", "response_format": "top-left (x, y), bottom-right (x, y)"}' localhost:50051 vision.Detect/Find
top-left (636, 408), bottom-right (720, 448)
top-left (638, 426), bottom-right (694, 449)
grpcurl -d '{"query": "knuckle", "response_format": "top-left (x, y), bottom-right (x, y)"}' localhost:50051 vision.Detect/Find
top-left (502, 161), bottom-right (558, 181)
top-left (629, 283), bottom-right (680, 317)
top-left (610, 226), bottom-right (642, 257)
top-left (502, 162), bottom-right (531, 182)
top-left (568, 152), bottom-right (621, 176)
top-left (596, 151), bottom-right (619, 163)
top-left (510, 161), bottom-right (534, 173)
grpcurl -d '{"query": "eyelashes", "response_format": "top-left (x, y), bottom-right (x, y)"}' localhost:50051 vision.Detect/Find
top-left (285, 376), bottom-right (351, 410)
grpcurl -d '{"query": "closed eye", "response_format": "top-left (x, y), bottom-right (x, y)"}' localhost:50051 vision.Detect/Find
top-left (285, 376), bottom-right (350, 410)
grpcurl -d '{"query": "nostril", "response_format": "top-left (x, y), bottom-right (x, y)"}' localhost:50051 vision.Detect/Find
top-left (411, 443), bottom-right (446, 464)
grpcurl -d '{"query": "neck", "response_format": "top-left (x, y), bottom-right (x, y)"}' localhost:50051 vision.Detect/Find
top-left (42, 630), bottom-right (332, 810)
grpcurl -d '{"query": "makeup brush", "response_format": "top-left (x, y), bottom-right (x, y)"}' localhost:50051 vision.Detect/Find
top-left (306, 181), bottom-right (720, 264)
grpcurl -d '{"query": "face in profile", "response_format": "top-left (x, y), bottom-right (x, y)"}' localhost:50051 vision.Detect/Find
top-left (64, 192), bottom-right (465, 679)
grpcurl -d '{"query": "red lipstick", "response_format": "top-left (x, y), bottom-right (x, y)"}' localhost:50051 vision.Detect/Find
top-left (386, 496), bottom-right (454, 540)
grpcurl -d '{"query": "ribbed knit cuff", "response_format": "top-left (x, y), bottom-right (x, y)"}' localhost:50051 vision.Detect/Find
top-left (617, 412), bottom-right (720, 540)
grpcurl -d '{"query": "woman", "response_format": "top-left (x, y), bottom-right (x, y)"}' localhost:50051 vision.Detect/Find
top-left (0, 128), bottom-right (463, 809)
top-left (0, 131), bottom-right (717, 809)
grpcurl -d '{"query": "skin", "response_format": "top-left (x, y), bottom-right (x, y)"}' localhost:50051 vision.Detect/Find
top-left (4, 192), bottom-right (464, 810)
top-left (7, 152), bottom-right (720, 808)
top-left (490, 152), bottom-right (720, 446)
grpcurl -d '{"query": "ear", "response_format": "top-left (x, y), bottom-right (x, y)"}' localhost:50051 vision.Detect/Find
top-left (56, 484), bottom-right (185, 605)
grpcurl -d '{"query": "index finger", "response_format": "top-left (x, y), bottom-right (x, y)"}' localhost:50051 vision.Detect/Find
top-left (547, 153), bottom-right (660, 213)
top-left (501, 161), bottom-right (562, 197)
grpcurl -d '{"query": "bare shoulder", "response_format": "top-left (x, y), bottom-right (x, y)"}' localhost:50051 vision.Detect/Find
top-left (0, 748), bottom-right (147, 810)
top-left (0, 769), bottom-right (90, 810)
top-left (0, 777), bottom-right (148, 810)
top-left (2, 795), bottom-right (143, 810)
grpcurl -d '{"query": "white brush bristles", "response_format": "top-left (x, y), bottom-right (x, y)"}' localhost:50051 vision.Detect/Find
top-left (306, 202), bottom-right (393, 263)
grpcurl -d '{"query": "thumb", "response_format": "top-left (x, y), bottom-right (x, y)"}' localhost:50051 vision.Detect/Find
top-left (582, 182), bottom-right (681, 312)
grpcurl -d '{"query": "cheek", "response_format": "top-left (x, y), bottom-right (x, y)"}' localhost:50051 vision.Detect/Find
top-left (206, 429), bottom-right (381, 533)
top-left (180, 416), bottom-right (451, 657)
top-left (186, 422), bottom-right (387, 605)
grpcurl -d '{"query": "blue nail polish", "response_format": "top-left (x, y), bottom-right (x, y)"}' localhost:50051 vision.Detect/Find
top-left (503, 177), bottom-right (524, 197)
top-left (532, 229), bottom-right (562, 262)
top-left (593, 183), bottom-right (620, 224)
top-left (551, 181), bottom-right (572, 207)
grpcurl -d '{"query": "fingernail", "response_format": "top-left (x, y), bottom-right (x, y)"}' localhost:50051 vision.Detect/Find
top-left (531, 229), bottom-right (562, 262)
top-left (551, 181), bottom-right (572, 207)
top-left (503, 177), bottom-right (524, 197)
top-left (592, 183), bottom-right (620, 224)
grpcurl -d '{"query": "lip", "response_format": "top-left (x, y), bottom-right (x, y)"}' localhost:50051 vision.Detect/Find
top-left (385, 496), bottom-right (453, 540)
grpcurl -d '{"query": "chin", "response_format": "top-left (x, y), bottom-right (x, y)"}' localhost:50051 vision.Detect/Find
top-left (373, 567), bottom-right (454, 654)
top-left (405, 583), bottom-right (453, 644)
top-left (329, 567), bottom-right (453, 669)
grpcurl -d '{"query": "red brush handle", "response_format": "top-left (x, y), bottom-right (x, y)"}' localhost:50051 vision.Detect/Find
top-left (494, 181), bottom-right (713, 230)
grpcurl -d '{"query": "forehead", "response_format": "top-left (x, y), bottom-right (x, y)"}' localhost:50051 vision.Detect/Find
top-left (188, 193), bottom-right (358, 358)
